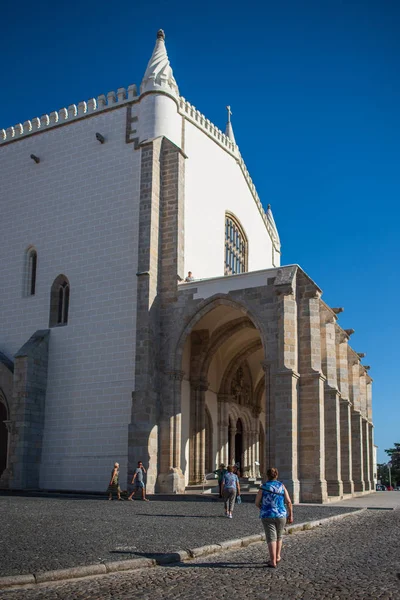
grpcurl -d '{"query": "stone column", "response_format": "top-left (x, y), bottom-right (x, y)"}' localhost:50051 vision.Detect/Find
top-left (366, 378), bottom-right (373, 422)
top-left (336, 329), bottom-right (353, 494)
top-left (270, 273), bottom-right (301, 503)
top-left (321, 309), bottom-right (342, 498)
top-left (243, 429), bottom-right (250, 476)
top-left (189, 378), bottom-right (208, 484)
top-left (261, 361), bottom-right (275, 470)
top-left (157, 370), bottom-right (186, 493)
top-left (339, 399), bottom-right (354, 494)
top-left (217, 394), bottom-right (229, 467)
top-left (362, 418), bottom-right (371, 491)
top-left (298, 287), bottom-right (327, 503)
top-left (252, 407), bottom-right (261, 478)
top-left (351, 408), bottom-right (365, 492)
top-left (229, 420), bottom-right (235, 465)
top-left (348, 352), bottom-right (364, 492)
top-left (368, 422), bottom-right (375, 487)
top-left (129, 139), bottom-right (162, 494)
top-left (359, 370), bottom-right (368, 419)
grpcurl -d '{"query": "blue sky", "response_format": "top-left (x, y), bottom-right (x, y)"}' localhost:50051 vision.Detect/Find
top-left (2, 1), bottom-right (399, 462)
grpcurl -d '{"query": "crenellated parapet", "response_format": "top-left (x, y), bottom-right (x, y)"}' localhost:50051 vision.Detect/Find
top-left (2, 83), bottom-right (278, 253)
top-left (0, 84), bottom-right (138, 145)
top-left (179, 97), bottom-right (281, 252)
top-left (179, 97), bottom-right (237, 154)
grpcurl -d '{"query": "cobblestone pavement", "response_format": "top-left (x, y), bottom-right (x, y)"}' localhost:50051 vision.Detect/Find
top-left (0, 495), bottom-right (359, 577)
top-left (1, 508), bottom-right (399, 599)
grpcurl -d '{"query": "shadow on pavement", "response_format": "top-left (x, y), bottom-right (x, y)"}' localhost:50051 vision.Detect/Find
top-left (133, 513), bottom-right (225, 518)
top-left (109, 550), bottom-right (267, 569)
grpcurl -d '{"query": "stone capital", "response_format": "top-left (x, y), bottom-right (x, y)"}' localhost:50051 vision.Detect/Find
top-left (339, 398), bottom-right (351, 407)
top-left (3, 420), bottom-right (15, 434)
top-left (300, 370), bottom-right (326, 383)
top-left (167, 370), bottom-right (185, 382)
top-left (190, 377), bottom-right (209, 392)
top-left (275, 368), bottom-right (300, 380)
top-left (324, 384), bottom-right (340, 397)
top-left (217, 393), bottom-right (230, 403)
top-left (260, 360), bottom-right (273, 373)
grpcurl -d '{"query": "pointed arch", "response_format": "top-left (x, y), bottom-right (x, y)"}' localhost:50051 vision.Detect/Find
top-left (24, 246), bottom-right (37, 296)
top-left (225, 212), bottom-right (248, 275)
top-left (49, 274), bottom-right (70, 327)
top-left (172, 294), bottom-right (267, 374)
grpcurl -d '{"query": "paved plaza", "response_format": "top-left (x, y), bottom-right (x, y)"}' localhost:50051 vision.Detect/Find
top-left (1, 493), bottom-right (400, 599)
top-left (0, 498), bottom-right (399, 600)
top-left (0, 494), bottom-right (360, 577)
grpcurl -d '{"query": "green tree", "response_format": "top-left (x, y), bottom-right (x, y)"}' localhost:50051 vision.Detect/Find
top-left (384, 442), bottom-right (400, 486)
top-left (384, 443), bottom-right (400, 469)
top-left (377, 463), bottom-right (389, 485)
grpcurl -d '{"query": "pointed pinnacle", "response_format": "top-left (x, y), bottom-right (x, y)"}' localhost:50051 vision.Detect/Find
top-left (157, 29), bottom-right (165, 40)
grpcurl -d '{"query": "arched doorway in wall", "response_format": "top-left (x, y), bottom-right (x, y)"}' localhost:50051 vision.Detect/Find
top-left (0, 400), bottom-right (8, 477)
top-left (178, 298), bottom-right (267, 486)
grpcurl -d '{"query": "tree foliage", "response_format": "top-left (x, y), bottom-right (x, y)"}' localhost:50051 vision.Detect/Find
top-left (379, 442), bottom-right (400, 486)
top-left (384, 442), bottom-right (400, 469)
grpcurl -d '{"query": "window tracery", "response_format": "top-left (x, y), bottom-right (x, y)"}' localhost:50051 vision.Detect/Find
top-left (224, 213), bottom-right (248, 275)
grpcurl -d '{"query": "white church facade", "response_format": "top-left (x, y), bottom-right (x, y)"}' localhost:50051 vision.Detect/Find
top-left (0, 31), bottom-right (374, 502)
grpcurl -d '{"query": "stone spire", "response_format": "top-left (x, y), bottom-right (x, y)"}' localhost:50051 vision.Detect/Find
top-left (266, 204), bottom-right (280, 245)
top-left (140, 29), bottom-right (179, 98)
top-left (225, 105), bottom-right (236, 144)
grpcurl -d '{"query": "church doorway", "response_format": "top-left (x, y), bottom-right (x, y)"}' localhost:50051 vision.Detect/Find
top-left (0, 402), bottom-right (8, 477)
top-left (179, 300), bottom-right (267, 485)
top-left (235, 418), bottom-right (243, 470)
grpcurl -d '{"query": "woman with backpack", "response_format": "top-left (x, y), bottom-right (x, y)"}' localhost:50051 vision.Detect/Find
top-left (255, 467), bottom-right (293, 567)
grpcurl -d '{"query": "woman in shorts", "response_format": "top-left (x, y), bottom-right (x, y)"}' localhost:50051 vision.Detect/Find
top-left (255, 467), bottom-right (293, 567)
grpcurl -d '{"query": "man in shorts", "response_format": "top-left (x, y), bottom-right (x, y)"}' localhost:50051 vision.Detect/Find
top-left (128, 461), bottom-right (149, 501)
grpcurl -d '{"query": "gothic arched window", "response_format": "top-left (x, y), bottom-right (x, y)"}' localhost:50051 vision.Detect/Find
top-left (49, 275), bottom-right (70, 327)
top-left (25, 247), bottom-right (37, 296)
top-left (224, 213), bottom-right (248, 275)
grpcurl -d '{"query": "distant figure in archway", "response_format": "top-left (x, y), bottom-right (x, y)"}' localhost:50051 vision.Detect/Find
top-left (214, 463), bottom-right (227, 498)
top-left (255, 467), bottom-right (293, 568)
top-left (222, 465), bottom-right (241, 518)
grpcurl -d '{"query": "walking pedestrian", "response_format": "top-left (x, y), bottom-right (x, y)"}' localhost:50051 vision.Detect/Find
top-left (233, 463), bottom-right (241, 478)
top-left (107, 462), bottom-right (122, 501)
top-left (128, 461), bottom-right (149, 501)
top-left (214, 463), bottom-right (227, 498)
top-left (255, 467), bottom-right (293, 568)
top-left (222, 465), bottom-right (240, 518)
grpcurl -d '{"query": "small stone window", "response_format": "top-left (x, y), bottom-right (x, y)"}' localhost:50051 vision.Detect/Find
top-left (224, 213), bottom-right (248, 275)
top-left (49, 275), bottom-right (70, 327)
top-left (25, 247), bottom-right (37, 296)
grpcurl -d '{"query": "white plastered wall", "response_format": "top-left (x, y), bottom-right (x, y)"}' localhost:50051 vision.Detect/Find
top-left (183, 121), bottom-right (277, 280)
top-left (0, 106), bottom-right (140, 491)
